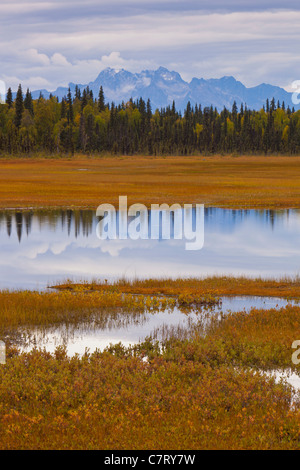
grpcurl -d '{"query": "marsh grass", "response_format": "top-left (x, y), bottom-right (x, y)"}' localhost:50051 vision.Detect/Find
top-left (53, 274), bottom-right (300, 299)
top-left (154, 303), bottom-right (300, 372)
top-left (0, 284), bottom-right (220, 351)
top-left (1, 277), bottom-right (300, 449)
top-left (1, 155), bottom-right (300, 209)
top-left (0, 289), bottom-right (182, 344)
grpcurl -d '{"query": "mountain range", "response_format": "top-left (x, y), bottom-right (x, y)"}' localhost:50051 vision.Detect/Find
top-left (30, 67), bottom-right (297, 112)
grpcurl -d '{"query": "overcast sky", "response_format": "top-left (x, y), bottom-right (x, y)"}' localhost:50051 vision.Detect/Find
top-left (1, 1), bottom-right (300, 92)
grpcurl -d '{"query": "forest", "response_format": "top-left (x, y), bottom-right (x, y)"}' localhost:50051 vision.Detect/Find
top-left (1, 84), bottom-right (300, 156)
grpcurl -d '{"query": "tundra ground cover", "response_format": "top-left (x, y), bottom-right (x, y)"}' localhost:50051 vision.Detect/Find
top-left (1, 155), bottom-right (300, 209)
top-left (0, 277), bottom-right (299, 449)
top-left (0, 349), bottom-right (299, 450)
top-left (53, 275), bottom-right (300, 299)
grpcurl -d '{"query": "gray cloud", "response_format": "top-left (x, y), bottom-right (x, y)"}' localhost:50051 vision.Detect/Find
top-left (1, 2), bottom-right (300, 92)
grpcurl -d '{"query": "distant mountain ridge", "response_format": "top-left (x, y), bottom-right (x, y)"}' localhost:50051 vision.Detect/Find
top-left (30, 67), bottom-right (297, 111)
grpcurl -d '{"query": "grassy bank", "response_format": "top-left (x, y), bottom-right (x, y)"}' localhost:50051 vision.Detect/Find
top-left (53, 275), bottom-right (300, 299)
top-left (1, 155), bottom-right (300, 209)
top-left (0, 287), bottom-right (219, 340)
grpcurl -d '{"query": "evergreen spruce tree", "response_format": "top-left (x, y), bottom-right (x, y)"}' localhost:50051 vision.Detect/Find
top-left (146, 99), bottom-right (152, 119)
top-left (67, 88), bottom-right (74, 124)
top-left (270, 97), bottom-right (276, 112)
top-left (232, 101), bottom-right (238, 115)
top-left (98, 86), bottom-right (105, 112)
top-left (172, 100), bottom-right (176, 116)
top-left (61, 98), bottom-right (67, 119)
top-left (15, 84), bottom-right (24, 129)
top-left (24, 89), bottom-right (34, 116)
top-left (81, 89), bottom-right (88, 110)
top-left (75, 85), bottom-right (81, 100)
top-left (6, 87), bottom-right (13, 109)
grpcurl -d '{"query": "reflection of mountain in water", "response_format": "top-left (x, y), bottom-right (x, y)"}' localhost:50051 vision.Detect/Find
top-left (0, 208), bottom-right (297, 243)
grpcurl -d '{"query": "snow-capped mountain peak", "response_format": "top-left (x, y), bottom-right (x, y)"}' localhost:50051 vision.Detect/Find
top-left (30, 67), bottom-right (297, 112)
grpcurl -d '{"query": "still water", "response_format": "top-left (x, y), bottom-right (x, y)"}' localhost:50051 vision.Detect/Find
top-left (0, 207), bottom-right (300, 289)
top-left (19, 296), bottom-right (298, 355)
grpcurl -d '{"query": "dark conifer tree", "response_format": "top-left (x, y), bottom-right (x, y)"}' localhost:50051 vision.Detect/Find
top-left (75, 85), bottom-right (81, 100)
top-left (98, 86), bottom-right (105, 112)
top-left (146, 99), bottom-right (152, 119)
top-left (61, 98), bottom-right (67, 119)
top-left (81, 89), bottom-right (88, 110)
top-left (270, 97), bottom-right (276, 113)
top-left (67, 88), bottom-right (74, 124)
top-left (6, 87), bottom-right (13, 109)
top-left (15, 84), bottom-right (24, 129)
top-left (24, 89), bottom-right (34, 116)
top-left (232, 101), bottom-right (238, 115)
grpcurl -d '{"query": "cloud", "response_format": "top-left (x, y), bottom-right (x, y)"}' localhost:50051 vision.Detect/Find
top-left (51, 53), bottom-right (71, 67)
top-left (25, 48), bottom-right (50, 66)
top-left (1, 5), bottom-right (300, 91)
top-left (2, 51), bottom-right (155, 91)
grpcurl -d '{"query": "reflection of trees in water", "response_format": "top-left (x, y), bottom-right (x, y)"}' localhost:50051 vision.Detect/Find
top-left (205, 207), bottom-right (297, 231)
top-left (0, 209), bottom-right (95, 242)
top-left (0, 208), bottom-right (298, 242)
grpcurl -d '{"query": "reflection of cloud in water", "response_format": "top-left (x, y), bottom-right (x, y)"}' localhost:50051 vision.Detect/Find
top-left (18, 297), bottom-right (298, 357)
top-left (20, 308), bottom-right (199, 354)
top-left (0, 208), bottom-right (300, 288)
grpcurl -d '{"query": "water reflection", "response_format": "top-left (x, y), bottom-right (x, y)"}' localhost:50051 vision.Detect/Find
top-left (0, 210), bottom-right (95, 241)
top-left (0, 208), bottom-right (299, 289)
top-left (0, 208), bottom-right (291, 242)
top-left (18, 296), bottom-right (297, 356)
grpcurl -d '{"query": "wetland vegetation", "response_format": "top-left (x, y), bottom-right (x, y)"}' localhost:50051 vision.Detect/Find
top-left (1, 155), bottom-right (300, 209)
top-left (0, 276), bottom-right (299, 449)
top-left (0, 155), bottom-right (300, 449)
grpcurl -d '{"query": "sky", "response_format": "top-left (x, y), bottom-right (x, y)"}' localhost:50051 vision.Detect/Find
top-left (1, 1), bottom-right (300, 92)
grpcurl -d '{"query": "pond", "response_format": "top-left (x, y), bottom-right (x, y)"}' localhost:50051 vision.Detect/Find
top-left (0, 207), bottom-right (299, 289)
top-left (19, 296), bottom-right (298, 355)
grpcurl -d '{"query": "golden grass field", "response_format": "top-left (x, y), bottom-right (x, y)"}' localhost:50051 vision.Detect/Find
top-left (0, 154), bottom-right (300, 209)
top-left (54, 275), bottom-right (300, 299)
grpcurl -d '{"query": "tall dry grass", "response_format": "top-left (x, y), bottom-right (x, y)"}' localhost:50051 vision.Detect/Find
top-left (0, 155), bottom-right (300, 209)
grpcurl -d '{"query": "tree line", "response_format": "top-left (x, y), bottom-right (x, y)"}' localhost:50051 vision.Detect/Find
top-left (0, 83), bottom-right (300, 156)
